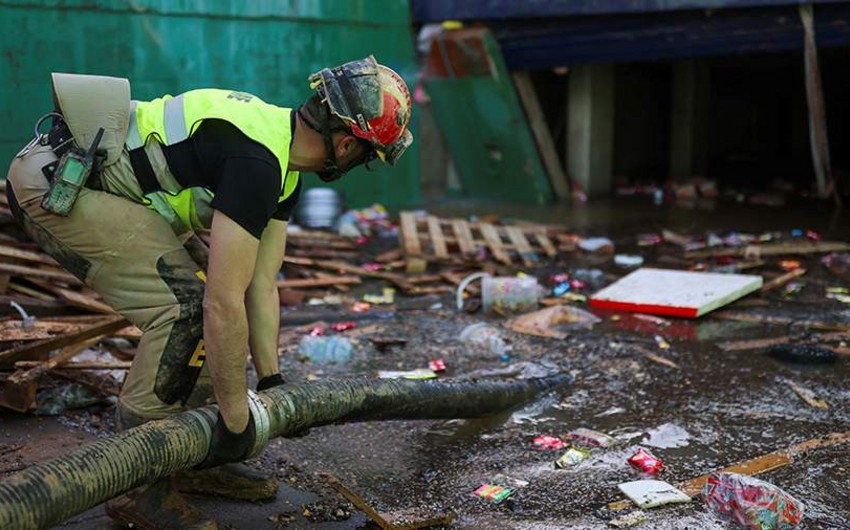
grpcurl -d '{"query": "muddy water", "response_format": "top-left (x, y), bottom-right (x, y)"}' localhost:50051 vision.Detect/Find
top-left (270, 197), bottom-right (850, 529)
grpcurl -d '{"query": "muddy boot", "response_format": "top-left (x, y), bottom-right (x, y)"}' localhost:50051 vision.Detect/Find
top-left (174, 462), bottom-right (279, 502)
top-left (105, 476), bottom-right (217, 530)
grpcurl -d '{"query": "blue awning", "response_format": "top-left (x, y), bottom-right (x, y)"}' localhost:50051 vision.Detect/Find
top-left (413, 2), bottom-right (850, 68)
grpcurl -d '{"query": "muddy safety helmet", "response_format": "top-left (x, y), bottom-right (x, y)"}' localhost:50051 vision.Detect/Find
top-left (308, 55), bottom-right (413, 180)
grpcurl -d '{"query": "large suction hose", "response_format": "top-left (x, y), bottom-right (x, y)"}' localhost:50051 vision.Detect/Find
top-left (0, 375), bottom-right (569, 529)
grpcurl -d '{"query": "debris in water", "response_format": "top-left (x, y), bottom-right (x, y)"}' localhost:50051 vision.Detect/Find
top-left (617, 480), bottom-right (691, 509)
top-left (567, 427), bottom-right (618, 448)
top-left (532, 435), bottom-right (568, 451)
top-left (642, 423), bottom-right (691, 449)
top-left (473, 484), bottom-right (514, 503)
top-left (627, 448), bottom-right (664, 475)
top-left (555, 447), bottom-right (591, 468)
top-left (704, 472), bottom-right (804, 529)
top-left (608, 510), bottom-right (648, 528)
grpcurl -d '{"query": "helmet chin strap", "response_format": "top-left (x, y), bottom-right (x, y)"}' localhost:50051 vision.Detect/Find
top-left (319, 106), bottom-right (346, 182)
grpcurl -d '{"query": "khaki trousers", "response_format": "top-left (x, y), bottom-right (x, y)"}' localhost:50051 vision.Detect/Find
top-left (7, 143), bottom-right (213, 420)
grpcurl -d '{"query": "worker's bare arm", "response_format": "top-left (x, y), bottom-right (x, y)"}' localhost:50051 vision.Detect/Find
top-left (204, 210), bottom-right (259, 433)
top-left (246, 219), bottom-right (287, 380)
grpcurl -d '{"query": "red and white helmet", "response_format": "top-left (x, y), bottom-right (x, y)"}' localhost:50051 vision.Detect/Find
top-left (309, 56), bottom-right (413, 165)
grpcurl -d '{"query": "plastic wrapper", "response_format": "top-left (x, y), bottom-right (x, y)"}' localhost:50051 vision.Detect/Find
top-left (428, 358), bottom-right (447, 372)
top-left (330, 321), bottom-right (357, 332)
top-left (628, 448), bottom-right (664, 475)
top-left (567, 427), bottom-right (617, 447)
top-left (532, 435), bottom-right (568, 451)
top-left (473, 484), bottom-right (514, 503)
top-left (703, 472), bottom-right (804, 530)
top-left (555, 447), bottom-right (591, 468)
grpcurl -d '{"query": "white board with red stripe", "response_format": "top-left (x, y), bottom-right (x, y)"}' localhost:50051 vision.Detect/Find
top-left (589, 268), bottom-right (763, 318)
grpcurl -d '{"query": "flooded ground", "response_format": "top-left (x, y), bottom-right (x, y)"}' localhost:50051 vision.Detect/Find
top-left (5, 196), bottom-right (850, 529)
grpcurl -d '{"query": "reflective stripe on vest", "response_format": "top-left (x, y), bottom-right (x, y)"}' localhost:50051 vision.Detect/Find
top-left (124, 89), bottom-right (300, 234)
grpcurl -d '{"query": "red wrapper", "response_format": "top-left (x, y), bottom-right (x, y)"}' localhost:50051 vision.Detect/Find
top-left (351, 302), bottom-right (371, 313)
top-left (806, 230), bottom-right (821, 241)
top-left (428, 358), bottom-right (447, 372)
top-left (532, 435), bottom-right (569, 451)
top-left (308, 326), bottom-right (326, 337)
top-left (628, 448), bottom-right (664, 475)
top-left (551, 273), bottom-right (570, 284)
top-left (569, 279), bottom-right (587, 290)
top-left (331, 321), bottom-right (358, 332)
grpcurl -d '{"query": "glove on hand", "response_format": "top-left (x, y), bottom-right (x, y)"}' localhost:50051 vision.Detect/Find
top-left (198, 410), bottom-right (256, 469)
top-left (256, 373), bottom-right (285, 392)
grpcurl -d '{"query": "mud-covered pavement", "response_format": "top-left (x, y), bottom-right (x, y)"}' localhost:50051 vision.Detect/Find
top-left (5, 198), bottom-right (850, 529)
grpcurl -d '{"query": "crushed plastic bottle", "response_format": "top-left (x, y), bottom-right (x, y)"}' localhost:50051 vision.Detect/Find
top-left (298, 336), bottom-right (353, 365)
top-left (458, 323), bottom-right (512, 358)
top-left (703, 472), bottom-right (804, 530)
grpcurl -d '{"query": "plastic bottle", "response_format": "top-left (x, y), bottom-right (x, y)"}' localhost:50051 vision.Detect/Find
top-left (458, 323), bottom-right (512, 358)
top-left (298, 336), bottom-right (353, 365)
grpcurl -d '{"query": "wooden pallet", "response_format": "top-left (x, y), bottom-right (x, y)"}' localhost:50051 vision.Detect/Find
top-left (398, 212), bottom-right (557, 267)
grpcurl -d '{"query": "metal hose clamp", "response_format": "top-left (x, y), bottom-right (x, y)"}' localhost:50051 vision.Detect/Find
top-left (246, 389), bottom-right (271, 459)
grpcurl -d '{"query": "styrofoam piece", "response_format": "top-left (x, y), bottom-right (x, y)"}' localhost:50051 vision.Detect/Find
top-left (589, 268), bottom-right (763, 318)
top-left (618, 480), bottom-right (691, 509)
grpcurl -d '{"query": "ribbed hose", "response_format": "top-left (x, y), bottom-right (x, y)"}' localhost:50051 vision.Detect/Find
top-left (0, 375), bottom-right (569, 529)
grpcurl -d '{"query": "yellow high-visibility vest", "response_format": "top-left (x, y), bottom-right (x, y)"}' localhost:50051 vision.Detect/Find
top-left (126, 89), bottom-right (300, 232)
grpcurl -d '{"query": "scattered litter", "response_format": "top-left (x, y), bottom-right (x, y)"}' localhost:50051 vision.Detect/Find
top-left (567, 427), bottom-right (618, 447)
top-left (363, 287), bottom-right (395, 305)
top-left (482, 276), bottom-right (541, 314)
top-left (704, 473), bottom-right (804, 529)
top-left (608, 510), bottom-right (648, 528)
top-left (590, 268), bottom-right (763, 318)
top-left (614, 255), bottom-right (644, 268)
top-left (555, 447), bottom-right (591, 468)
top-left (532, 435), bottom-right (568, 451)
top-left (428, 358), bottom-right (447, 372)
top-left (458, 323), bottom-right (512, 358)
top-left (628, 448), bottom-right (664, 475)
top-left (473, 484), bottom-right (514, 503)
top-left (579, 237), bottom-right (614, 253)
top-left (35, 383), bottom-right (112, 415)
top-left (298, 336), bottom-right (353, 365)
top-left (351, 302), bottom-right (371, 313)
top-left (617, 480), bottom-right (690, 509)
top-left (377, 368), bottom-right (438, 380)
top-left (330, 321), bottom-right (357, 332)
top-left (504, 305), bottom-right (601, 339)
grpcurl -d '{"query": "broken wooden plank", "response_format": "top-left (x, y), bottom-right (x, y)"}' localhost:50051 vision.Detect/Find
top-left (0, 245), bottom-right (59, 267)
top-left (14, 360), bottom-right (131, 370)
top-left (426, 215), bottom-right (448, 259)
top-left (0, 315), bottom-right (128, 368)
top-left (322, 473), bottom-right (454, 530)
top-left (450, 219), bottom-right (476, 257)
top-left (686, 241), bottom-right (850, 259)
top-left (0, 262), bottom-right (81, 284)
top-left (506, 226), bottom-right (536, 267)
top-left (479, 223), bottom-right (511, 264)
top-left (534, 231), bottom-right (557, 257)
top-left (0, 336), bottom-right (103, 412)
top-left (399, 212), bottom-right (422, 256)
top-left (27, 278), bottom-right (114, 314)
top-left (512, 72), bottom-right (570, 200)
top-left (276, 276), bottom-right (361, 289)
top-left (781, 377), bottom-right (829, 409)
top-left (760, 268), bottom-right (807, 292)
top-left (712, 310), bottom-right (850, 332)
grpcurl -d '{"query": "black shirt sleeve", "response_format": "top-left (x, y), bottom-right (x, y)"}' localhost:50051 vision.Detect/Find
top-left (210, 156), bottom-right (281, 239)
top-left (272, 177), bottom-right (302, 222)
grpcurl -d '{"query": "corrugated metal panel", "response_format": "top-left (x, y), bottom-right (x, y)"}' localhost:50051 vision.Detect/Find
top-left (1, 0), bottom-right (420, 208)
top-left (490, 4), bottom-right (850, 68)
top-left (412, 0), bottom-right (848, 21)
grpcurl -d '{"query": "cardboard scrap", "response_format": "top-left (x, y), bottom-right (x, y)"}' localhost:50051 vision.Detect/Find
top-left (590, 268), bottom-right (763, 318)
top-left (504, 305), bottom-right (601, 339)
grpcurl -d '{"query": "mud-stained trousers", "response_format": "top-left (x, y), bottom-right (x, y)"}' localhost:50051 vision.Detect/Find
top-left (7, 143), bottom-right (214, 422)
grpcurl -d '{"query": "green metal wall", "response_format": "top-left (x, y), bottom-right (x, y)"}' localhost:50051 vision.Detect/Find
top-left (424, 30), bottom-right (553, 204)
top-left (0, 0), bottom-right (420, 208)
